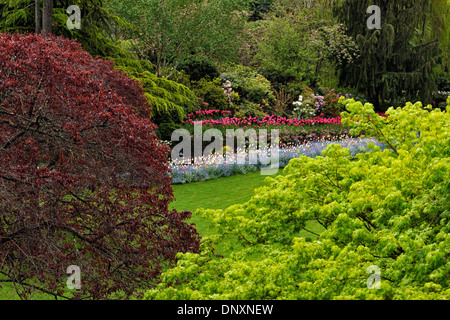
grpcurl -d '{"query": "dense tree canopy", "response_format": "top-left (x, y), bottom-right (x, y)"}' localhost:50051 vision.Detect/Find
top-left (106, 0), bottom-right (249, 78)
top-left (0, 33), bottom-right (200, 299)
top-left (254, 3), bottom-right (358, 88)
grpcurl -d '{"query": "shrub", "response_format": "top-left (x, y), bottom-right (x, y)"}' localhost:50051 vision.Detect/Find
top-left (273, 85), bottom-right (294, 116)
top-left (292, 95), bottom-right (315, 119)
top-left (220, 64), bottom-right (275, 107)
top-left (237, 100), bottom-right (268, 118)
top-left (0, 33), bottom-right (200, 299)
top-left (291, 87), bottom-right (316, 118)
top-left (156, 120), bottom-right (181, 143)
top-left (178, 55), bottom-right (220, 82)
top-left (221, 80), bottom-right (241, 110)
top-left (246, 74), bottom-right (274, 104)
top-left (192, 78), bottom-right (229, 111)
top-left (322, 89), bottom-right (341, 117)
top-left (248, 0), bottom-right (274, 21)
top-left (283, 80), bottom-right (309, 100)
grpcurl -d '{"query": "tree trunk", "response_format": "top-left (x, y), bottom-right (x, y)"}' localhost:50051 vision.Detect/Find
top-left (42, 0), bottom-right (53, 34)
top-left (35, 0), bottom-right (41, 34)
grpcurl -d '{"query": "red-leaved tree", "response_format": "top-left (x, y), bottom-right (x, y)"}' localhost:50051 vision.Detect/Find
top-left (0, 33), bottom-right (200, 299)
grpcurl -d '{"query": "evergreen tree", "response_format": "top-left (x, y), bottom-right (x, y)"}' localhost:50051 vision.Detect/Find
top-left (334, 0), bottom-right (444, 111)
top-left (0, 0), bottom-right (129, 58)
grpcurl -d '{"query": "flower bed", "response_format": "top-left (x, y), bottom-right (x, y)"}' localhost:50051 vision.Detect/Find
top-left (170, 108), bottom-right (389, 184)
top-left (169, 137), bottom-right (386, 184)
top-left (182, 110), bottom-right (351, 147)
top-left (185, 110), bottom-right (343, 127)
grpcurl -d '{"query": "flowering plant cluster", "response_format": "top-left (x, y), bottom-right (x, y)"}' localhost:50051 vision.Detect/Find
top-left (221, 80), bottom-right (240, 109)
top-left (185, 110), bottom-right (343, 127)
top-left (294, 87), bottom-right (347, 119)
top-left (183, 109), bottom-right (349, 147)
top-left (169, 137), bottom-right (385, 184)
top-left (310, 23), bottom-right (360, 66)
top-left (312, 94), bottom-right (325, 115)
top-left (292, 95), bottom-right (315, 119)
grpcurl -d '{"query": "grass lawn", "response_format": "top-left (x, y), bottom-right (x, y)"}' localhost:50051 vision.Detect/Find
top-left (170, 169), bottom-right (324, 257)
top-left (170, 170), bottom-right (278, 212)
top-left (170, 170), bottom-right (281, 256)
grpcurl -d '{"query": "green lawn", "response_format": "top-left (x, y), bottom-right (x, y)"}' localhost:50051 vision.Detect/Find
top-left (170, 170), bottom-right (282, 256)
top-left (170, 170), bottom-right (324, 257)
top-left (170, 170), bottom-right (278, 211)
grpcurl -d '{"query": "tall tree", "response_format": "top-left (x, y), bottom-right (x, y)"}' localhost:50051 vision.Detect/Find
top-left (0, 33), bottom-right (200, 299)
top-left (107, 0), bottom-right (249, 78)
top-left (34, 0), bottom-right (41, 33)
top-left (334, 0), bottom-right (444, 111)
top-left (253, 3), bottom-right (357, 88)
top-left (41, 0), bottom-right (52, 33)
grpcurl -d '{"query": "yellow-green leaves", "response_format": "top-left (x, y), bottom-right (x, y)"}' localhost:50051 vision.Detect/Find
top-left (145, 98), bottom-right (450, 300)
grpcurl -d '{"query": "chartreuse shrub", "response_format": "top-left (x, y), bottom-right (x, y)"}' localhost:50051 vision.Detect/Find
top-left (146, 97), bottom-right (450, 300)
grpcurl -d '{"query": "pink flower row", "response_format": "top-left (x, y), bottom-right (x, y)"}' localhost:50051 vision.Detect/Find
top-left (185, 113), bottom-right (343, 127)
